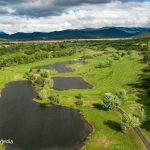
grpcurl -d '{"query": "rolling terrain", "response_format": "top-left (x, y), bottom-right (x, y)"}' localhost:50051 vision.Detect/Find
top-left (0, 38), bottom-right (149, 150)
top-left (1, 27), bottom-right (150, 41)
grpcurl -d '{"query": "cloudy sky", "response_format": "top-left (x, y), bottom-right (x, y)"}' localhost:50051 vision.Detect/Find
top-left (0, 0), bottom-right (150, 34)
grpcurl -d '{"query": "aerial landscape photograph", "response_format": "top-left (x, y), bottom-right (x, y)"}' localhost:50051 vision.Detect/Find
top-left (0, 0), bottom-right (150, 150)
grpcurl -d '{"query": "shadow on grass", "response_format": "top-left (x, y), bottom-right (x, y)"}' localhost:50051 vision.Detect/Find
top-left (142, 67), bottom-right (150, 73)
top-left (104, 120), bottom-right (121, 132)
top-left (136, 94), bottom-right (149, 105)
top-left (93, 103), bottom-right (106, 111)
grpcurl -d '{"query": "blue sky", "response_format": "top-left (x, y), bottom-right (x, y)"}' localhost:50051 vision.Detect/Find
top-left (0, 0), bottom-right (150, 33)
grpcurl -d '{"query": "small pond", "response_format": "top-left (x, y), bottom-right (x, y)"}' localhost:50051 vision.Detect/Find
top-left (52, 77), bottom-right (93, 91)
top-left (33, 60), bottom-right (88, 73)
top-left (0, 81), bottom-right (92, 150)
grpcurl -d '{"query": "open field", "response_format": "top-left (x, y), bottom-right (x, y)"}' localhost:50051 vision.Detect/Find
top-left (0, 38), bottom-right (132, 44)
top-left (0, 39), bottom-right (149, 150)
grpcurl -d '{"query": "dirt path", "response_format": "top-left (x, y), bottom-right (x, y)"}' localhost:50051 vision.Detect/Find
top-left (117, 107), bottom-right (150, 150)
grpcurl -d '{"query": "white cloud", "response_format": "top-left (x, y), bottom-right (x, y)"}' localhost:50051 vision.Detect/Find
top-left (0, 1), bottom-right (150, 34)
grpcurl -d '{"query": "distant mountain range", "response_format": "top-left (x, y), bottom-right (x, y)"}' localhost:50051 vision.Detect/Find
top-left (0, 27), bottom-right (150, 40)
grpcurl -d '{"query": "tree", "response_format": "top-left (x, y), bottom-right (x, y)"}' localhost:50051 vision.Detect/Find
top-left (34, 77), bottom-right (45, 87)
top-left (144, 42), bottom-right (150, 62)
top-left (102, 93), bottom-right (121, 110)
top-left (36, 69), bottom-right (41, 73)
top-left (121, 113), bottom-right (141, 133)
top-left (48, 95), bottom-right (60, 105)
top-left (121, 52), bottom-right (126, 57)
top-left (38, 89), bottom-right (48, 100)
top-left (116, 89), bottom-right (127, 101)
top-left (44, 78), bottom-right (53, 88)
top-left (26, 73), bottom-right (36, 81)
top-left (112, 53), bottom-right (120, 60)
top-left (96, 60), bottom-right (112, 68)
top-left (40, 71), bottom-right (49, 78)
top-left (137, 108), bottom-right (147, 122)
top-left (144, 50), bottom-right (150, 62)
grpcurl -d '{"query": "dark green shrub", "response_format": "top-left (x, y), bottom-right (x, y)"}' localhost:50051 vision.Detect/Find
top-left (116, 89), bottom-right (127, 101)
top-left (96, 60), bottom-right (112, 68)
top-left (121, 52), bottom-right (126, 57)
top-left (36, 69), bottom-right (41, 73)
top-left (49, 95), bottom-right (60, 105)
top-left (40, 71), bottom-right (49, 78)
top-left (112, 53), bottom-right (120, 60)
top-left (144, 50), bottom-right (150, 62)
top-left (75, 93), bottom-right (83, 99)
top-left (27, 73), bottom-right (36, 81)
top-left (29, 69), bottom-right (33, 72)
top-left (34, 77), bottom-right (45, 86)
top-left (75, 100), bottom-right (83, 106)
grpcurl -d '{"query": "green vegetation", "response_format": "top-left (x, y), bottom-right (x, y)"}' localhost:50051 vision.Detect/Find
top-left (0, 145), bottom-right (5, 150)
top-left (116, 89), bottom-right (127, 101)
top-left (0, 38), bottom-right (150, 149)
top-left (0, 42), bottom-right (76, 68)
top-left (75, 100), bottom-right (83, 106)
top-left (48, 95), bottom-right (60, 105)
top-left (112, 53), bottom-right (120, 60)
top-left (102, 93), bottom-right (121, 110)
top-left (96, 59), bottom-right (112, 68)
top-left (121, 113), bottom-right (141, 133)
top-left (25, 69), bottom-right (53, 103)
top-left (144, 42), bottom-right (150, 62)
top-left (137, 108), bottom-right (147, 122)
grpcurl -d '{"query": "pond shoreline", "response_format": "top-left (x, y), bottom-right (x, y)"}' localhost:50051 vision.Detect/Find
top-left (0, 80), bottom-right (93, 150)
top-left (33, 60), bottom-right (88, 73)
top-left (52, 77), bottom-right (93, 91)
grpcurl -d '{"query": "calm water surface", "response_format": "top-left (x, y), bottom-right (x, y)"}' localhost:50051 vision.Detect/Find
top-left (0, 81), bottom-right (92, 150)
top-left (33, 60), bottom-right (88, 73)
top-left (52, 77), bottom-right (93, 91)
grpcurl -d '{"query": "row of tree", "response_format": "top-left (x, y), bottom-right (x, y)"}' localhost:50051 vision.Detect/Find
top-left (0, 48), bottom-right (76, 68)
top-left (102, 89), bottom-right (146, 133)
top-left (25, 69), bottom-right (59, 105)
top-left (140, 42), bottom-right (150, 105)
top-left (0, 38), bottom-right (149, 68)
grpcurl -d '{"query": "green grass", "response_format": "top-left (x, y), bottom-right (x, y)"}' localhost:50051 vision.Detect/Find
top-left (82, 107), bottom-right (144, 150)
top-left (0, 145), bottom-right (5, 150)
top-left (0, 50), bottom-right (149, 150)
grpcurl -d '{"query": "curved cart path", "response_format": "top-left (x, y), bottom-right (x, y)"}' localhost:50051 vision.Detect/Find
top-left (117, 108), bottom-right (150, 150)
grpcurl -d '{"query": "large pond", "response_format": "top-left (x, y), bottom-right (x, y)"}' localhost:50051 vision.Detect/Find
top-left (33, 61), bottom-right (88, 73)
top-left (0, 81), bottom-right (92, 150)
top-left (52, 77), bottom-right (93, 91)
